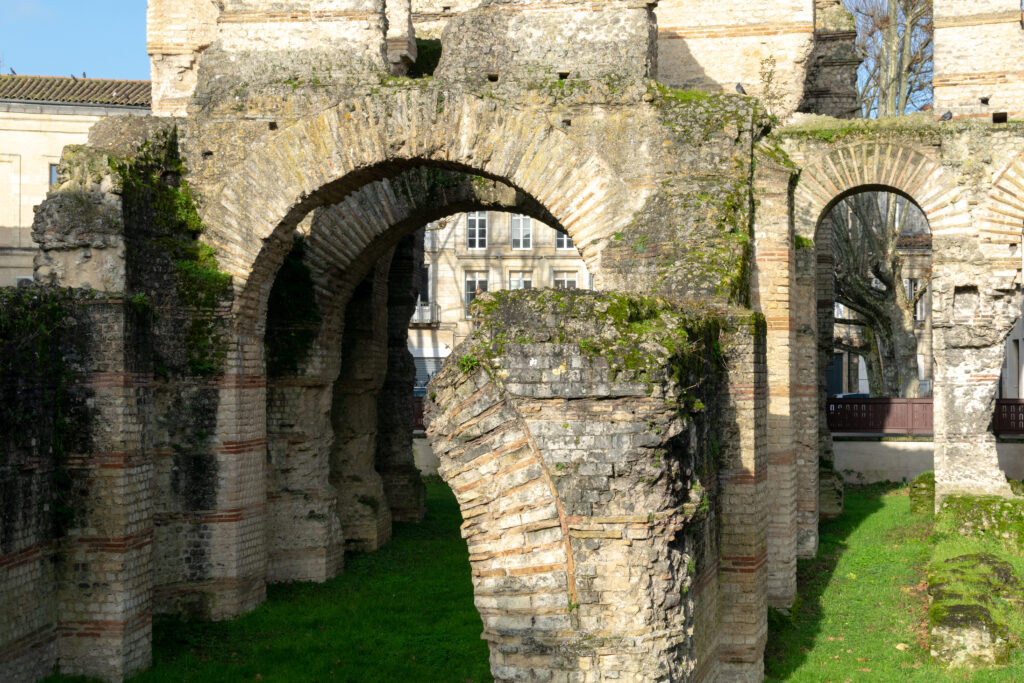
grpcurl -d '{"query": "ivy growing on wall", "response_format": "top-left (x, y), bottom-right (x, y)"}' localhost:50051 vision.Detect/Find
top-left (0, 286), bottom-right (92, 542)
top-left (112, 128), bottom-right (232, 376)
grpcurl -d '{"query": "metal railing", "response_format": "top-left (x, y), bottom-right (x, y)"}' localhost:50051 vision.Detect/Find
top-left (424, 229), bottom-right (438, 251)
top-left (827, 398), bottom-right (933, 435)
top-left (818, 397), bottom-right (1024, 437)
top-left (410, 301), bottom-right (440, 325)
top-left (994, 399), bottom-right (1024, 435)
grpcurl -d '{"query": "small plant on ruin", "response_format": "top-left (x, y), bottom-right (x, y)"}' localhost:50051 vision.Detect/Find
top-left (457, 355), bottom-right (481, 373)
top-left (758, 55), bottom-right (783, 119)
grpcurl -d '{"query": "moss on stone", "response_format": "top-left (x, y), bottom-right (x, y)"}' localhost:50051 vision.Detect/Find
top-left (0, 286), bottom-right (94, 539)
top-left (909, 470), bottom-right (935, 516)
top-left (113, 128), bottom-right (232, 376)
top-left (466, 289), bottom-right (727, 413)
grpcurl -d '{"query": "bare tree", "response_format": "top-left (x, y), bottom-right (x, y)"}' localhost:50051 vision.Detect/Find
top-left (831, 192), bottom-right (930, 397)
top-left (846, 0), bottom-right (933, 117)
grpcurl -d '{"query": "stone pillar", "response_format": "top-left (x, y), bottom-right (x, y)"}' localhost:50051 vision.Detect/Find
top-left (428, 291), bottom-right (763, 682)
top-left (56, 301), bottom-right (154, 679)
top-left (330, 261), bottom-right (393, 552)
top-left (21, 142), bottom-right (155, 680)
top-left (752, 159), bottom-right (801, 608)
top-left (931, 268), bottom-right (1018, 501)
top-left (385, 0), bottom-right (417, 75)
top-left (799, 0), bottom-right (860, 118)
top-left (715, 317), bottom-right (768, 680)
top-left (375, 232), bottom-right (426, 522)
top-left (264, 234), bottom-right (345, 584)
top-left (146, 0), bottom-right (219, 117)
top-left (794, 238), bottom-right (822, 550)
top-left (815, 216), bottom-right (843, 519)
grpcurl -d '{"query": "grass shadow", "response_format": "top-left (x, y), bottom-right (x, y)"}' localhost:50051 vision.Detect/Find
top-left (765, 482), bottom-right (907, 680)
top-left (45, 478), bottom-right (491, 683)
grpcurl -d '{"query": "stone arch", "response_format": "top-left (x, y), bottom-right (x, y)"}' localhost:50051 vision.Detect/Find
top-left (261, 167), bottom-right (588, 583)
top-left (198, 88), bottom-right (637, 325)
top-left (982, 150), bottom-right (1024, 268)
top-left (793, 140), bottom-right (962, 240)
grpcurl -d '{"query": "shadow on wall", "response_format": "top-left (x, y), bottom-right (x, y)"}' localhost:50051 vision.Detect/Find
top-left (654, 34), bottom-right (713, 92)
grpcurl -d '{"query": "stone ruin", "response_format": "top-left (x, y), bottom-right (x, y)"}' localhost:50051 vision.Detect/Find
top-left (3, 0), bottom-right (1024, 681)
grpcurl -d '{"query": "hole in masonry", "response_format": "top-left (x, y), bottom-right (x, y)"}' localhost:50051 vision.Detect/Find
top-left (269, 121), bottom-right (278, 131)
top-left (561, 119), bottom-right (572, 128)
top-left (487, 74), bottom-right (499, 83)
top-left (558, 72), bottom-right (569, 80)
top-left (980, 96), bottom-right (990, 105)
top-left (994, 112), bottom-right (1008, 124)
top-left (202, 150), bottom-right (214, 158)
top-left (442, 5), bottom-right (450, 11)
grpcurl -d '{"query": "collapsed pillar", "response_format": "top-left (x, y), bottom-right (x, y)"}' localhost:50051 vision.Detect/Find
top-left (428, 290), bottom-right (766, 681)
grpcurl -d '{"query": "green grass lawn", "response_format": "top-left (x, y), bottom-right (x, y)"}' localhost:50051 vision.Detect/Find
top-left (766, 484), bottom-right (1024, 682)
top-left (46, 481), bottom-right (1024, 682)
top-left (112, 478), bottom-right (491, 683)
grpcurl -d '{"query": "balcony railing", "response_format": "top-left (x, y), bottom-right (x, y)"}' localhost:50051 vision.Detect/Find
top-left (410, 301), bottom-right (440, 325)
top-left (424, 229), bottom-right (438, 251)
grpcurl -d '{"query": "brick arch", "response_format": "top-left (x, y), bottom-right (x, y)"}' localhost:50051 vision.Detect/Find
top-left (792, 140), bottom-right (962, 239)
top-left (981, 150), bottom-right (1024, 266)
top-left (302, 167), bottom-right (565, 336)
top-left (198, 88), bottom-right (636, 323)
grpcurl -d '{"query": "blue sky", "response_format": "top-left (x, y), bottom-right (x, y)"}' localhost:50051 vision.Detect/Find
top-left (0, 0), bottom-right (149, 80)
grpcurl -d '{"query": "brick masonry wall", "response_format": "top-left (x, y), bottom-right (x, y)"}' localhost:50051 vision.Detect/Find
top-left (427, 292), bottom-right (765, 681)
top-left (934, 0), bottom-right (1024, 121)
top-left (782, 119), bottom-right (1024, 504)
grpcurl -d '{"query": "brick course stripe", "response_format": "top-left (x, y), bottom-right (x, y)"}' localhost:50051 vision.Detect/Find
top-left (934, 11), bottom-right (1024, 29)
top-left (75, 529), bottom-right (153, 553)
top-left (0, 542), bottom-right (43, 570)
top-left (217, 437), bottom-right (268, 454)
top-left (220, 10), bottom-right (378, 23)
top-left (0, 624), bottom-right (56, 664)
top-left (660, 22), bottom-right (813, 39)
top-left (154, 503), bottom-right (265, 525)
top-left (58, 611), bottom-right (150, 638)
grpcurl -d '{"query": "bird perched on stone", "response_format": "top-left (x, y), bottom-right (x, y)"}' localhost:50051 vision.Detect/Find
top-left (939, 111), bottom-right (953, 121)
top-left (70, 74), bottom-right (77, 82)
top-left (735, 83), bottom-right (747, 96)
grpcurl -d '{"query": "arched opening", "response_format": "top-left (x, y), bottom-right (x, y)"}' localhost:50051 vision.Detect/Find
top-left (814, 187), bottom-right (933, 510)
top-left (257, 165), bottom-right (577, 581)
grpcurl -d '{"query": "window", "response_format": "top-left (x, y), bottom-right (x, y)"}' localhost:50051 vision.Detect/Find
top-left (555, 230), bottom-right (574, 250)
top-left (49, 164), bottom-right (59, 187)
top-left (510, 214), bottom-right (531, 250)
top-left (553, 270), bottom-right (577, 289)
top-left (467, 211), bottom-right (487, 249)
top-left (465, 271), bottom-right (488, 315)
top-left (418, 263), bottom-right (431, 304)
top-left (509, 270), bottom-right (532, 290)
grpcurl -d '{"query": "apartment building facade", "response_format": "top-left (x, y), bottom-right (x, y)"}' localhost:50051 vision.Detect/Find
top-left (0, 75), bottom-right (150, 286)
top-left (408, 211), bottom-right (591, 394)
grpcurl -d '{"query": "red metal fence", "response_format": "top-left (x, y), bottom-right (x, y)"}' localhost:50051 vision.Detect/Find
top-left (828, 397), bottom-right (1024, 436)
top-left (827, 398), bottom-right (933, 435)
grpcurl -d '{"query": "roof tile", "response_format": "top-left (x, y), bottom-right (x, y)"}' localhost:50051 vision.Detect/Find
top-left (0, 75), bottom-right (150, 107)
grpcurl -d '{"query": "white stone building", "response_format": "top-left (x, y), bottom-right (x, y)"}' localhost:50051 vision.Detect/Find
top-left (0, 75), bottom-right (150, 286)
top-left (408, 211), bottom-right (591, 394)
